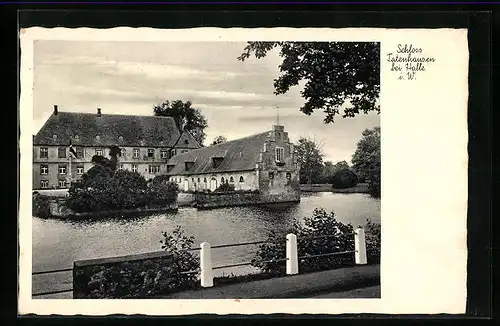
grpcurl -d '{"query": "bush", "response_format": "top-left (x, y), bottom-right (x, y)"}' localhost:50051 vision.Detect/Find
top-left (214, 181), bottom-right (235, 193)
top-left (159, 226), bottom-right (200, 291)
top-left (252, 208), bottom-right (380, 275)
top-left (365, 219), bottom-right (381, 264)
top-left (331, 168), bottom-right (358, 189)
top-left (32, 194), bottom-right (52, 218)
top-left (148, 180), bottom-right (179, 207)
top-left (66, 168), bottom-right (178, 213)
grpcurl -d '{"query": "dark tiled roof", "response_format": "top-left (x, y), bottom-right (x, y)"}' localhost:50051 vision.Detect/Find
top-left (33, 111), bottom-right (201, 149)
top-left (175, 130), bottom-right (202, 149)
top-left (167, 131), bottom-right (271, 175)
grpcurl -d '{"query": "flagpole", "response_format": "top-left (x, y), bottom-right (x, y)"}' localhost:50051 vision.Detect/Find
top-left (68, 141), bottom-right (72, 189)
top-left (69, 150), bottom-right (72, 188)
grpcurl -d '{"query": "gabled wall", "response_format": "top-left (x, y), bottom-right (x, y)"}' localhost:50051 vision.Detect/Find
top-left (257, 125), bottom-right (300, 202)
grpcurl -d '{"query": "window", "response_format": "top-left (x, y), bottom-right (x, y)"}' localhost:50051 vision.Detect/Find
top-left (133, 148), bottom-right (140, 158)
top-left (76, 147), bottom-right (84, 158)
top-left (40, 180), bottom-right (49, 189)
top-left (53, 134), bottom-right (58, 140)
top-left (239, 176), bottom-right (245, 183)
top-left (192, 177), bottom-right (195, 182)
top-left (58, 180), bottom-right (67, 188)
top-left (286, 172), bottom-right (292, 179)
top-left (221, 177), bottom-right (225, 183)
top-left (275, 146), bottom-right (284, 163)
top-left (58, 147), bottom-right (66, 158)
top-left (118, 164), bottom-right (124, 170)
top-left (132, 164), bottom-right (138, 173)
top-left (40, 147), bottom-right (48, 158)
top-left (149, 165), bottom-right (160, 174)
top-left (58, 165), bottom-right (67, 175)
top-left (118, 136), bottom-right (124, 142)
top-left (119, 148), bottom-right (126, 157)
top-left (160, 150), bottom-right (168, 159)
top-left (148, 149), bottom-right (155, 158)
top-left (95, 149), bottom-right (103, 156)
top-left (229, 176), bottom-right (234, 183)
top-left (96, 135), bottom-right (100, 140)
top-left (181, 150), bottom-right (188, 154)
top-left (269, 171), bottom-right (274, 179)
top-left (204, 177), bottom-right (207, 183)
top-left (74, 135), bottom-right (80, 141)
top-left (40, 165), bottom-right (48, 175)
top-left (77, 166), bottom-right (84, 175)
top-left (263, 143), bottom-right (267, 152)
top-left (197, 177), bottom-right (200, 182)
top-left (184, 139), bottom-right (189, 145)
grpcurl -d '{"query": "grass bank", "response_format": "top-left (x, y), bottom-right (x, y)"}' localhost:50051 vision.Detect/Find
top-left (300, 183), bottom-right (369, 193)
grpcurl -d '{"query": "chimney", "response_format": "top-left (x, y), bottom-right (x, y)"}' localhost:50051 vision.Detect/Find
top-left (53, 105), bottom-right (58, 115)
top-left (97, 108), bottom-right (102, 117)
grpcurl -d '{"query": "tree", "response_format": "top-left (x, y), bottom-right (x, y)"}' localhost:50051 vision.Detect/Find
top-left (333, 160), bottom-right (350, 171)
top-left (238, 42), bottom-right (380, 123)
top-left (90, 145), bottom-right (121, 172)
top-left (351, 127), bottom-right (381, 198)
top-left (331, 168), bottom-right (358, 189)
top-left (153, 100), bottom-right (208, 146)
top-left (295, 137), bottom-right (325, 185)
top-left (210, 135), bottom-right (227, 146)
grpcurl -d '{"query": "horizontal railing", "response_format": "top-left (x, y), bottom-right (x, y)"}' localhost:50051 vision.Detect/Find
top-left (31, 228), bottom-right (367, 296)
top-left (197, 227), bottom-right (367, 288)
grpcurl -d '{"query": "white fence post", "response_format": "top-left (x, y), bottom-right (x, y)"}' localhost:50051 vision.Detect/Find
top-left (355, 227), bottom-right (367, 265)
top-left (200, 242), bottom-right (213, 287)
top-left (286, 233), bottom-right (299, 275)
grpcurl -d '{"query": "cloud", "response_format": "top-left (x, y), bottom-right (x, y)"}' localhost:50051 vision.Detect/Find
top-left (32, 41), bottom-right (379, 163)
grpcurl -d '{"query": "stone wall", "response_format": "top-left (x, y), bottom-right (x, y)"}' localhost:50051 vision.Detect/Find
top-left (73, 251), bottom-right (196, 298)
top-left (193, 190), bottom-right (299, 209)
top-left (194, 191), bottom-right (261, 209)
top-left (44, 197), bottom-right (178, 219)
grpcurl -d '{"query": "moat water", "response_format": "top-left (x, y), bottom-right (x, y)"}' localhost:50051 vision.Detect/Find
top-left (32, 192), bottom-right (381, 298)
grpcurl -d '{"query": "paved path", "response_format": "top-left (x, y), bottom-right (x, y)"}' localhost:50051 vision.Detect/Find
top-left (309, 285), bottom-right (381, 298)
top-left (156, 264), bottom-right (380, 299)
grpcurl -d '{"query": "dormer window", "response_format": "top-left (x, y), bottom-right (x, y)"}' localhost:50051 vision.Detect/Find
top-left (212, 157), bottom-right (223, 168)
top-left (166, 164), bottom-right (176, 173)
top-left (185, 161), bottom-right (194, 171)
top-left (96, 135), bottom-right (100, 140)
top-left (74, 135), bottom-right (80, 141)
top-left (118, 136), bottom-right (123, 142)
top-left (52, 134), bottom-right (57, 139)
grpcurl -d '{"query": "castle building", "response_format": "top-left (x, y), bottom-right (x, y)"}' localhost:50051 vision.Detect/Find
top-left (165, 124), bottom-right (301, 202)
top-left (32, 105), bottom-right (201, 190)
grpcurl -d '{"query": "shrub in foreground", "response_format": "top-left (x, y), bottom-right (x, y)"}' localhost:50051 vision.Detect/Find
top-left (158, 226), bottom-right (200, 292)
top-left (252, 208), bottom-right (381, 275)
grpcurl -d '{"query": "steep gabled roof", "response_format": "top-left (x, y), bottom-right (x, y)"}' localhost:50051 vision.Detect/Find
top-left (33, 111), bottom-right (201, 149)
top-left (167, 131), bottom-right (271, 175)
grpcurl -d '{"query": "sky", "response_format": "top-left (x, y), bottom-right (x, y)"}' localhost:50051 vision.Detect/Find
top-left (32, 40), bottom-right (380, 163)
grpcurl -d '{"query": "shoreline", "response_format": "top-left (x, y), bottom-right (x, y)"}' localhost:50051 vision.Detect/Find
top-left (300, 183), bottom-right (370, 194)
